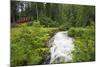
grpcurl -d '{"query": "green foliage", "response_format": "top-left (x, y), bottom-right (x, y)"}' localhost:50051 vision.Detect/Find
top-left (68, 26), bottom-right (95, 62)
top-left (39, 16), bottom-right (58, 27)
top-left (11, 1), bottom-right (95, 65)
top-left (59, 22), bottom-right (71, 30)
top-left (11, 22), bottom-right (57, 66)
top-left (11, 1), bottom-right (95, 30)
top-left (68, 27), bottom-right (90, 37)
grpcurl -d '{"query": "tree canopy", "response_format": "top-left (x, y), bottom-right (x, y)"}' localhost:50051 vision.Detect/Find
top-left (11, 1), bottom-right (95, 29)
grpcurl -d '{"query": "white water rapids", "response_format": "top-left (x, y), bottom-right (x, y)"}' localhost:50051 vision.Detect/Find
top-left (48, 31), bottom-right (74, 64)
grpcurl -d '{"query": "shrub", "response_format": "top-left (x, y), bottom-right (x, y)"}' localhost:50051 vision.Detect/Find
top-left (11, 22), bottom-right (57, 66)
top-left (68, 26), bottom-right (95, 62)
top-left (68, 27), bottom-right (90, 37)
top-left (39, 17), bottom-right (58, 27)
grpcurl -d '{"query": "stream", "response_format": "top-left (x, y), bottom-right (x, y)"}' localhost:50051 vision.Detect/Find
top-left (48, 31), bottom-right (74, 64)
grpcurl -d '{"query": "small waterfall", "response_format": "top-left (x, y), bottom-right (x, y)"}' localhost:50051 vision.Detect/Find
top-left (48, 31), bottom-right (74, 64)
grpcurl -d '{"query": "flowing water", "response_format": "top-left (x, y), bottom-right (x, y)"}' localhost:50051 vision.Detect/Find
top-left (48, 31), bottom-right (74, 64)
